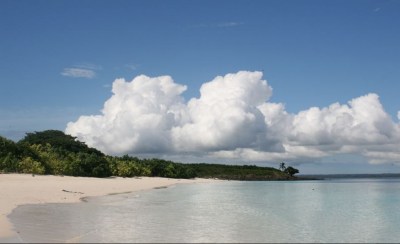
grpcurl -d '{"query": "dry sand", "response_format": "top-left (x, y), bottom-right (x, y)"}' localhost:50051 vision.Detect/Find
top-left (0, 173), bottom-right (217, 239)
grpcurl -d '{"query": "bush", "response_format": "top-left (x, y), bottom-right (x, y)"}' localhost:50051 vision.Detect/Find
top-left (0, 152), bottom-right (19, 172)
top-left (66, 153), bottom-right (111, 177)
top-left (18, 157), bottom-right (46, 174)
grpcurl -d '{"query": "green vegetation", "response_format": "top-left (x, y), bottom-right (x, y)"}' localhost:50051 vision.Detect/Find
top-left (19, 130), bottom-right (103, 156)
top-left (278, 162), bottom-right (300, 177)
top-left (1, 131), bottom-right (110, 177)
top-left (189, 163), bottom-right (292, 180)
top-left (0, 130), bottom-right (298, 180)
top-left (284, 166), bottom-right (299, 177)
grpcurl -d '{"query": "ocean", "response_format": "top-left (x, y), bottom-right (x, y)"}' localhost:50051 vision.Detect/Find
top-left (8, 177), bottom-right (400, 243)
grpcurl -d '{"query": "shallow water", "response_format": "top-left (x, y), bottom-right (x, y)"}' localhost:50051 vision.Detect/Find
top-left (8, 178), bottom-right (400, 243)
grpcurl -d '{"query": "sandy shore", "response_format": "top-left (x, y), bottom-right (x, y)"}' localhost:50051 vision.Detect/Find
top-left (0, 173), bottom-right (217, 239)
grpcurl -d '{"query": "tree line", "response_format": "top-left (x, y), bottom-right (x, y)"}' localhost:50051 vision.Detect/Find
top-left (0, 130), bottom-right (298, 180)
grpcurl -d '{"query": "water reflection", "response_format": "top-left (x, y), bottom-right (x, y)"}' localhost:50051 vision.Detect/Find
top-left (9, 179), bottom-right (400, 243)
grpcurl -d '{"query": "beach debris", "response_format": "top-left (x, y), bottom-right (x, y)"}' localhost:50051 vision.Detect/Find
top-left (62, 189), bottom-right (84, 194)
top-left (153, 186), bottom-right (168, 189)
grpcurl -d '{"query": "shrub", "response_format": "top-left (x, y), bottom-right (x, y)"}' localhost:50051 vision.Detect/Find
top-left (18, 157), bottom-right (46, 174)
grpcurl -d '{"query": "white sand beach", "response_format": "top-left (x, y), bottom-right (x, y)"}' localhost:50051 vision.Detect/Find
top-left (0, 173), bottom-right (217, 239)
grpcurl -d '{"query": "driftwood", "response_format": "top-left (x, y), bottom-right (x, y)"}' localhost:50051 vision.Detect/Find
top-left (62, 189), bottom-right (84, 194)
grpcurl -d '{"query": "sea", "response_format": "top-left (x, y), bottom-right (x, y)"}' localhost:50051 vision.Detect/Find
top-left (7, 176), bottom-right (400, 243)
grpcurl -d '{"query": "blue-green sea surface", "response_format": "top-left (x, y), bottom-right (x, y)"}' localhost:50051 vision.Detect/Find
top-left (8, 178), bottom-right (400, 243)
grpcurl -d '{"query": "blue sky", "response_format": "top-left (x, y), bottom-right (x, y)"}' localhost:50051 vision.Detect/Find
top-left (1, 0), bottom-right (400, 174)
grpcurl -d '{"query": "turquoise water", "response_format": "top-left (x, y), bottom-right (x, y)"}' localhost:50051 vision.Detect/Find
top-left (9, 178), bottom-right (400, 243)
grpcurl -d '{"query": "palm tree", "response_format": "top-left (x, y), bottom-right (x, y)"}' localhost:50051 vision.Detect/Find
top-left (279, 162), bottom-right (286, 171)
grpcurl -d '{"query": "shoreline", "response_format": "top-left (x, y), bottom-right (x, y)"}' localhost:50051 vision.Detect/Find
top-left (0, 173), bottom-right (218, 239)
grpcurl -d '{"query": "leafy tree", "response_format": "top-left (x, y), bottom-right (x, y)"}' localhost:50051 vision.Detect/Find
top-left (279, 162), bottom-right (286, 171)
top-left (106, 156), bottom-right (152, 177)
top-left (0, 136), bottom-right (33, 172)
top-left (284, 166), bottom-right (299, 176)
top-left (65, 152), bottom-right (111, 177)
top-left (1, 136), bottom-right (20, 158)
top-left (29, 143), bottom-right (59, 174)
top-left (18, 157), bottom-right (45, 174)
top-left (0, 152), bottom-right (19, 172)
top-left (18, 130), bottom-right (103, 156)
top-left (15, 131), bottom-right (112, 177)
top-left (117, 160), bottom-right (140, 177)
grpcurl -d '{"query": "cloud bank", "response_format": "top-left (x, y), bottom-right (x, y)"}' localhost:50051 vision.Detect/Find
top-left (65, 71), bottom-right (400, 165)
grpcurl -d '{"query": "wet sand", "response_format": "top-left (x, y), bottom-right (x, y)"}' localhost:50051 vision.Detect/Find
top-left (0, 173), bottom-right (217, 240)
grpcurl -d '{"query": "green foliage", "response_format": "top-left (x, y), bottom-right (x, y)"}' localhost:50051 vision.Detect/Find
top-left (30, 143), bottom-right (111, 177)
top-left (278, 162), bottom-right (299, 177)
top-left (66, 152), bottom-right (111, 177)
top-left (0, 152), bottom-right (19, 173)
top-left (107, 157), bottom-right (196, 179)
top-left (0, 130), bottom-right (297, 180)
top-left (107, 156), bottom-right (138, 177)
top-left (0, 135), bottom-right (46, 174)
top-left (18, 130), bottom-right (103, 156)
top-left (1, 131), bottom-right (111, 177)
top-left (189, 163), bottom-right (288, 180)
top-left (0, 136), bottom-right (22, 172)
top-left (107, 155), bottom-right (151, 177)
top-left (146, 158), bottom-right (197, 178)
top-left (18, 157), bottom-right (45, 174)
top-left (1, 136), bottom-right (18, 156)
top-left (29, 143), bottom-right (61, 174)
top-left (284, 166), bottom-right (299, 176)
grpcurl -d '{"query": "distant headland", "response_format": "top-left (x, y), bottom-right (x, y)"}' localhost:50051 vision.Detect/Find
top-left (1, 130), bottom-right (299, 181)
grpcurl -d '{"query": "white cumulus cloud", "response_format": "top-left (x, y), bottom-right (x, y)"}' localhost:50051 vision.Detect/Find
top-left (66, 75), bottom-right (187, 155)
top-left (65, 71), bottom-right (400, 165)
top-left (172, 71), bottom-right (273, 152)
top-left (286, 93), bottom-right (400, 161)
